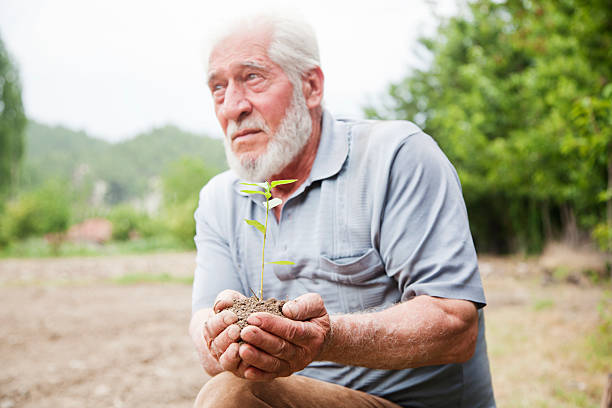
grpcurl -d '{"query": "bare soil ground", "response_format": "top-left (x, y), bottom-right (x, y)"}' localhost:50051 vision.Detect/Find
top-left (0, 247), bottom-right (610, 407)
top-left (0, 253), bottom-right (208, 408)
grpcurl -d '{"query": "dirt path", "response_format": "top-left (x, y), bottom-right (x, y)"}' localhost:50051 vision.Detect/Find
top-left (0, 252), bottom-right (609, 407)
top-left (1, 253), bottom-right (207, 408)
top-left (479, 255), bottom-right (609, 407)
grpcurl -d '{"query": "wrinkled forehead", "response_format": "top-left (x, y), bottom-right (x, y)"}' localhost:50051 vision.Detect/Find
top-left (207, 26), bottom-right (273, 77)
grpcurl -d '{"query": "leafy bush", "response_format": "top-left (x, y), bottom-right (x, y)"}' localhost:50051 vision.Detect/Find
top-left (592, 223), bottom-right (611, 252)
top-left (0, 180), bottom-right (71, 242)
top-left (162, 199), bottom-right (198, 248)
top-left (160, 156), bottom-right (218, 246)
top-left (107, 205), bottom-right (159, 241)
top-left (162, 157), bottom-right (217, 207)
top-left (0, 203), bottom-right (9, 247)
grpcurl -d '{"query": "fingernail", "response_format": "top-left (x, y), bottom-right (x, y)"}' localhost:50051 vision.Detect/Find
top-left (247, 315), bottom-right (261, 326)
top-left (223, 313), bottom-right (236, 325)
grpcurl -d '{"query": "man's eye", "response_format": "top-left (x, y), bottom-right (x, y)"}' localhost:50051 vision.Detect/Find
top-left (212, 84), bottom-right (224, 93)
top-left (246, 73), bottom-right (260, 81)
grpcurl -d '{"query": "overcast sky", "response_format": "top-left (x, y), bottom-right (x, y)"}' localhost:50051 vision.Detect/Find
top-left (0, 0), bottom-right (457, 142)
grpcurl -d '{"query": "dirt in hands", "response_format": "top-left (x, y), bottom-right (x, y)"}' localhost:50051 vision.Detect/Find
top-left (227, 296), bottom-right (286, 332)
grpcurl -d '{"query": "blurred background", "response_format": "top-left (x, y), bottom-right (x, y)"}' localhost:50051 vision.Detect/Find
top-left (0, 1), bottom-right (610, 407)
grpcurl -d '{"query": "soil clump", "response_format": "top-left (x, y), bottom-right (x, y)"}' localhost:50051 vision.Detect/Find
top-left (228, 296), bottom-right (286, 330)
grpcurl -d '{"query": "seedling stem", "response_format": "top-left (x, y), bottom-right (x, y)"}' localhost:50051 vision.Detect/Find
top-left (240, 179), bottom-right (297, 301)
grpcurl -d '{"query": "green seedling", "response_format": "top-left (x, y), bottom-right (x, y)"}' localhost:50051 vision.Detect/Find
top-left (241, 179), bottom-right (297, 300)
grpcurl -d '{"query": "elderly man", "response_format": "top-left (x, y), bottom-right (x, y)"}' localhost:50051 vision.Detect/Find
top-left (189, 15), bottom-right (496, 408)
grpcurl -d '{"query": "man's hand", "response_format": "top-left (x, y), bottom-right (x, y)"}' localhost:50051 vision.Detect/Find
top-left (190, 289), bottom-right (247, 377)
top-left (237, 293), bottom-right (331, 381)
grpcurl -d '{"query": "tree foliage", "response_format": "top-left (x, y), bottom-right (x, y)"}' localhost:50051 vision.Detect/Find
top-left (0, 34), bottom-right (26, 202)
top-left (0, 180), bottom-right (71, 244)
top-left (22, 122), bottom-right (227, 205)
top-left (107, 205), bottom-right (152, 241)
top-left (2, 120), bottom-right (225, 249)
top-left (161, 156), bottom-right (218, 245)
top-left (368, 0), bottom-right (612, 253)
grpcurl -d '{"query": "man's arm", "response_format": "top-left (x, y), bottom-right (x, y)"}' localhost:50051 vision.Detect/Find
top-left (318, 295), bottom-right (478, 368)
top-left (238, 292), bottom-right (478, 379)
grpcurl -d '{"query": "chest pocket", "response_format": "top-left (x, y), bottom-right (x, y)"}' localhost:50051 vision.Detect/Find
top-left (316, 248), bottom-right (386, 285)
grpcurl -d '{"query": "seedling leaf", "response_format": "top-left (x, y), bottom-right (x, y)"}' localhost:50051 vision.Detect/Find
top-left (241, 178), bottom-right (296, 300)
top-left (241, 190), bottom-right (267, 196)
top-left (271, 179), bottom-right (298, 188)
top-left (244, 219), bottom-right (265, 235)
top-left (240, 182), bottom-right (269, 190)
top-left (262, 198), bottom-right (282, 209)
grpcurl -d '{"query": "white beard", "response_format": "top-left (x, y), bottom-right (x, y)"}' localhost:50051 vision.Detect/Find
top-left (223, 86), bottom-right (312, 182)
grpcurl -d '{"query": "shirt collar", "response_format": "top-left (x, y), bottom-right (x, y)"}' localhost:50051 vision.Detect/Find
top-left (307, 109), bottom-right (349, 184)
top-left (233, 109), bottom-right (349, 197)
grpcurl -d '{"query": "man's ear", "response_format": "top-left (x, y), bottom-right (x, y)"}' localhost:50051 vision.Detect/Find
top-left (301, 67), bottom-right (324, 110)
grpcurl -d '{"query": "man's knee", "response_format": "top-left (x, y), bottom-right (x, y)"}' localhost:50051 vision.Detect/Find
top-left (194, 372), bottom-right (270, 408)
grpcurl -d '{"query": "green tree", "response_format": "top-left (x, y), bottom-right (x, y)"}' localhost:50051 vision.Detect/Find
top-left (0, 180), bottom-right (71, 243)
top-left (368, 0), bottom-right (612, 253)
top-left (0, 34), bottom-right (27, 202)
top-left (161, 156), bottom-right (218, 245)
top-left (107, 204), bottom-right (150, 241)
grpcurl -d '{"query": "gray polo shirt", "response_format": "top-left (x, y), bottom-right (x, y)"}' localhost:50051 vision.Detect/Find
top-left (192, 111), bottom-right (495, 407)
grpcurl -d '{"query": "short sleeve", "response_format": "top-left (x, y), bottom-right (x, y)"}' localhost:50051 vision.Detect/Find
top-left (379, 132), bottom-right (486, 308)
top-left (192, 182), bottom-right (245, 313)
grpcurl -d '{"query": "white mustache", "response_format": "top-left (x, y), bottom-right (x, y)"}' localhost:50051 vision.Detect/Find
top-left (226, 116), bottom-right (271, 140)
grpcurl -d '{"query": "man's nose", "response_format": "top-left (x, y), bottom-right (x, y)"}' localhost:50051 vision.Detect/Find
top-left (220, 83), bottom-right (252, 122)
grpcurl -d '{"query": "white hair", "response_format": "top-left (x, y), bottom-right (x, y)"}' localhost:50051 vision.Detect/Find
top-left (266, 15), bottom-right (320, 85)
top-left (208, 14), bottom-right (321, 85)
top-left (209, 14), bottom-right (321, 181)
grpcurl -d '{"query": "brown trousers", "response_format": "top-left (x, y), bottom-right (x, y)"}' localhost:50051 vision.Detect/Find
top-left (195, 372), bottom-right (402, 408)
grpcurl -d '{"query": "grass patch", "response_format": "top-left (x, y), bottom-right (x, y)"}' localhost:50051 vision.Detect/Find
top-left (1, 278), bottom-right (97, 288)
top-left (0, 235), bottom-right (193, 258)
top-left (552, 387), bottom-right (594, 408)
top-left (583, 267), bottom-right (612, 285)
top-left (585, 292), bottom-right (612, 372)
top-left (111, 273), bottom-right (193, 285)
top-left (553, 266), bottom-right (571, 282)
top-left (533, 298), bottom-right (555, 311)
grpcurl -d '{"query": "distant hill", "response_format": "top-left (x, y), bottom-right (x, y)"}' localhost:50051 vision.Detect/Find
top-left (22, 121), bottom-right (227, 204)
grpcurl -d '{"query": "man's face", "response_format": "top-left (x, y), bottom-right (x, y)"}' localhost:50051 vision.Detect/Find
top-left (207, 29), bottom-right (296, 168)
